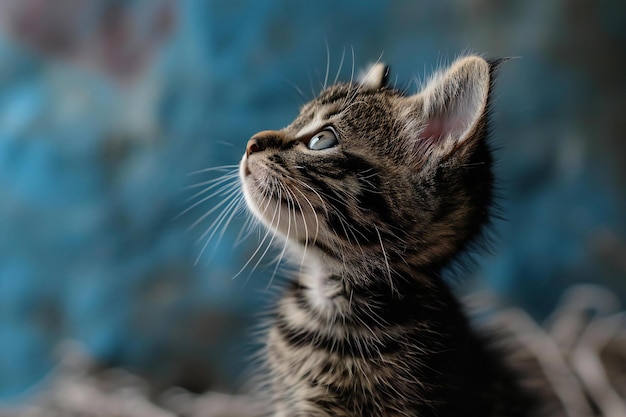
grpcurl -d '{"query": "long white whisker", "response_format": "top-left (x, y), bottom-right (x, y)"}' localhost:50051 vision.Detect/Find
top-left (233, 185), bottom-right (282, 280)
top-left (183, 171), bottom-right (239, 191)
top-left (349, 45), bottom-right (355, 84)
top-left (269, 185), bottom-right (293, 288)
top-left (308, 70), bottom-right (316, 99)
top-left (280, 75), bottom-right (308, 101)
top-left (234, 213), bottom-right (258, 247)
top-left (234, 185), bottom-right (273, 249)
top-left (178, 180), bottom-right (240, 219)
top-left (374, 225), bottom-right (395, 295)
top-left (187, 164), bottom-right (239, 176)
top-left (194, 191), bottom-right (243, 265)
top-left (292, 176), bottom-right (330, 216)
top-left (186, 184), bottom-right (240, 229)
top-left (323, 40), bottom-right (331, 90)
top-left (198, 192), bottom-right (244, 244)
top-left (333, 47), bottom-right (346, 85)
top-left (207, 195), bottom-right (246, 255)
top-left (185, 178), bottom-right (240, 205)
top-left (244, 188), bottom-right (283, 282)
top-left (289, 186), bottom-right (312, 266)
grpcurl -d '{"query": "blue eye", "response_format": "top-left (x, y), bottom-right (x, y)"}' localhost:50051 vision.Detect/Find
top-left (308, 128), bottom-right (338, 150)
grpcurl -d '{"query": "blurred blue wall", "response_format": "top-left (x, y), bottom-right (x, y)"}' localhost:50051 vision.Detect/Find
top-left (0, 0), bottom-right (624, 400)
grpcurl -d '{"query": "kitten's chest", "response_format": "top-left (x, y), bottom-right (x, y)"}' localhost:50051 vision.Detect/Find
top-left (266, 311), bottom-right (414, 417)
top-left (265, 276), bottom-right (433, 416)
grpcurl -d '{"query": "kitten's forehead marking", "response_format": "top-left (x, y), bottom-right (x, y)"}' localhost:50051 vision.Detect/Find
top-left (296, 112), bottom-right (327, 138)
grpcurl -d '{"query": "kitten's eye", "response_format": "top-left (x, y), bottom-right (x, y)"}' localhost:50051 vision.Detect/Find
top-left (307, 128), bottom-right (338, 150)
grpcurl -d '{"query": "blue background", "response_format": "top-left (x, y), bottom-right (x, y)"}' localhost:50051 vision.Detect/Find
top-left (0, 0), bottom-right (624, 400)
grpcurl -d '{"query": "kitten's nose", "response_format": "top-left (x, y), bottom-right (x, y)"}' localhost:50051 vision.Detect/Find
top-left (246, 130), bottom-right (284, 157)
top-left (246, 138), bottom-right (263, 156)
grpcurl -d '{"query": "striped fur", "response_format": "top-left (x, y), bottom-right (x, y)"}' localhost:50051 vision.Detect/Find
top-left (240, 56), bottom-right (535, 416)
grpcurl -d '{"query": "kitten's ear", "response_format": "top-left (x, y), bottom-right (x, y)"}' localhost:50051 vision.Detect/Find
top-left (358, 62), bottom-right (390, 90)
top-left (407, 56), bottom-right (493, 156)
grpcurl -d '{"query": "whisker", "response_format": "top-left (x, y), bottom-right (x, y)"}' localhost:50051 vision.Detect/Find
top-left (323, 40), bottom-right (330, 90)
top-left (290, 185), bottom-right (317, 267)
top-left (375, 225), bottom-right (395, 296)
top-left (241, 190), bottom-right (283, 282)
top-left (187, 164), bottom-right (239, 176)
top-left (281, 75), bottom-right (308, 102)
top-left (193, 191), bottom-right (243, 265)
top-left (333, 47), bottom-right (346, 85)
top-left (233, 184), bottom-right (282, 280)
top-left (234, 213), bottom-right (258, 247)
top-left (183, 171), bottom-right (239, 191)
top-left (181, 178), bottom-right (239, 212)
top-left (268, 185), bottom-right (293, 289)
top-left (183, 184), bottom-right (238, 231)
top-left (197, 192), bottom-right (244, 244)
top-left (308, 70), bottom-right (316, 99)
top-left (349, 45), bottom-right (355, 84)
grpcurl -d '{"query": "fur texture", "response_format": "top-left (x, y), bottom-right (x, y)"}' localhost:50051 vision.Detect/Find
top-left (239, 56), bottom-right (535, 416)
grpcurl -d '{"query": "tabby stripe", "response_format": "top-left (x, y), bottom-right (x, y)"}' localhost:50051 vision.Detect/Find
top-left (304, 161), bottom-right (349, 180)
top-left (287, 281), bottom-right (316, 314)
top-left (287, 277), bottom-right (426, 329)
top-left (314, 240), bottom-right (338, 257)
top-left (276, 282), bottom-right (412, 357)
top-left (294, 165), bottom-right (370, 244)
top-left (312, 383), bottom-right (386, 413)
top-left (279, 140), bottom-right (298, 151)
top-left (275, 316), bottom-right (402, 358)
top-left (339, 151), bottom-right (389, 222)
top-left (268, 154), bottom-right (288, 171)
top-left (297, 154), bottom-right (397, 245)
top-left (318, 91), bottom-right (351, 106)
top-left (296, 237), bottom-right (338, 258)
top-left (318, 87), bottom-right (377, 107)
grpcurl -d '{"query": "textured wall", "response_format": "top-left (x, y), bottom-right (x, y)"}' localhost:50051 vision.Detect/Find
top-left (0, 0), bottom-right (624, 400)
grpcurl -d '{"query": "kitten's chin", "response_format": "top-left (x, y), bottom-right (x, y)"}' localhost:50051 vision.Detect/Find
top-left (240, 155), bottom-right (315, 244)
top-left (241, 190), bottom-right (314, 245)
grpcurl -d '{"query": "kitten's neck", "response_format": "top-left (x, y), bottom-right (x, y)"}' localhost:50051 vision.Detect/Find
top-left (296, 251), bottom-right (452, 319)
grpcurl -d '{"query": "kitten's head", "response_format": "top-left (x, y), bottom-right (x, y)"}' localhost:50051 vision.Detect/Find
top-left (240, 56), bottom-right (498, 277)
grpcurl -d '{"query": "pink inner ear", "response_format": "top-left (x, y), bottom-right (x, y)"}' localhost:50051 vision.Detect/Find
top-left (418, 114), bottom-right (466, 143)
top-left (419, 118), bottom-right (445, 142)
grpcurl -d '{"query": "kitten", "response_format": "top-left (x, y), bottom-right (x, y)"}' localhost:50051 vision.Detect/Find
top-left (239, 56), bottom-right (535, 417)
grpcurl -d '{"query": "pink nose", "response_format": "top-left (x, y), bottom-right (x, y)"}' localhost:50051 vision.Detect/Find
top-left (246, 130), bottom-right (285, 156)
top-left (246, 137), bottom-right (263, 156)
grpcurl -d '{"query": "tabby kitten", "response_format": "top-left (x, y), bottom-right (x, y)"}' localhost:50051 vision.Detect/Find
top-left (239, 56), bottom-right (533, 417)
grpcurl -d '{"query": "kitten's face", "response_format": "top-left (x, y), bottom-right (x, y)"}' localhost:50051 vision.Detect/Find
top-left (240, 57), bottom-right (494, 273)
